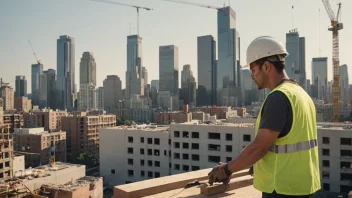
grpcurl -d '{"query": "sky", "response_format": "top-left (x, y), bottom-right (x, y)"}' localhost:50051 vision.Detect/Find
top-left (0, 0), bottom-right (351, 93)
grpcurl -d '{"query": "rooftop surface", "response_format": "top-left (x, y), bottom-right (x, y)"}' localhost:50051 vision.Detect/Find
top-left (41, 176), bottom-right (101, 192)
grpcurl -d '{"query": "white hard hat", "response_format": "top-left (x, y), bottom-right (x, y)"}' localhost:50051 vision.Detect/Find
top-left (242, 36), bottom-right (288, 68)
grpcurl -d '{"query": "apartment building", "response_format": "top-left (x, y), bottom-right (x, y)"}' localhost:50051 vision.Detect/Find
top-left (154, 111), bottom-right (192, 125)
top-left (0, 124), bottom-right (13, 181)
top-left (195, 106), bottom-right (237, 119)
top-left (3, 113), bottom-right (23, 133)
top-left (23, 110), bottom-right (67, 131)
top-left (14, 97), bottom-right (32, 112)
top-left (13, 128), bottom-right (66, 168)
top-left (61, 112), bottom-right (116, 162)
top-left (99, 122), bottom-right (254, 187)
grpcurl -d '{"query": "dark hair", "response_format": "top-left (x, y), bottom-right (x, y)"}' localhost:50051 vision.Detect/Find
top-left (255, 55), bottom-right (286, 74)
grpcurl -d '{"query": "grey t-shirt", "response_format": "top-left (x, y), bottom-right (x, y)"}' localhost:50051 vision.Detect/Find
top-left (259, 81), bottom-right (294, 138)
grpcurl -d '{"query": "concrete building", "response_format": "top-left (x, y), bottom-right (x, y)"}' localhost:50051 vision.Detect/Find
top-left (157, 91), bottom-right (174, 110)
top-left (80, 52), bottom-right (97, 87)
top-left (124, 94), bottom-right (151, 109)
top-left (312, 57), bottom-right (328, 100)
top-left (195, 106), bottom-right (237, 119)
top-left (197, 35), bottom-right (217, 106)
top-left (159, 45), bottom-right (179, 99)
top-left (61, 112), bottom-right (116, 162)
top-left (103, 75), bottom-right (122, 112)
top-left (31, 63), bottom-right (43, 105)
top-left (126, 35), bottom-right (144, 100)
top-left (39, 69), bottom-right (56, 108)
top-left (13, 128), bottom-right (66, 168)
top-left (180, 64), bottom-right (196, 108)
top-left (15, 75), bottom-right (27, 97)
top-left (3, 113), bottom-right (23, 133)
top-left (0, 124), bottom-right (13, 181)
top-left (23, 110), bottom-right (68, 131)
top-left (95, 87), bottom-right (104, 111)
top-left (0, 98), bottom-right (3, 124)
top-left (122, 109), bottom-right (154, 123)
top-left (217, 7), bottom-right (241, 106)
top-left (14, 96), bottom-right (32, 112)
top-left (78, 83), bottom-right (96, 112)
top-left (340, 64), bottom-right (349, 103)
top-left (0, 82), bottom-right (14, 110)
top-left (56, 35), bottom-right (75, 111)
top-left (154, 111), bottom-right (192, 125)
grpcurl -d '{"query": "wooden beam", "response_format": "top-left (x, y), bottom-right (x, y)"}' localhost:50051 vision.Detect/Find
top-left (200, 175), bottom-right (253, 196)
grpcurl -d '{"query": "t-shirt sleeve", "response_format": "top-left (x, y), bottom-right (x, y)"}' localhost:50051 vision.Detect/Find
top-left (259, 91), bottom-right (291, 134)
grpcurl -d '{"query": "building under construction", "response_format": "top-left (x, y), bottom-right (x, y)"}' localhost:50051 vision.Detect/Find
top-left (0, 123), bottom-right (13, 182)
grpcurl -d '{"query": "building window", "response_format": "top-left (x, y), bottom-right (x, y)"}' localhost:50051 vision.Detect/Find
top-left (322, 160), bottom-right (330, 168)
top-left (183, 131), bottom-right (189, 138)
top-left (148, 138), bottom-right (153, 144)
top-left (340, 185), bottom-right (350, 193)
top-left (154, 138), bottom-right (160, 145)
top-left (322, 171), bottom-right (329, 179)
top-left (127, 147), bottom-right (133, 154)
top-left (148, 149), bottom-right (152, 155)
top-left (164, 150), bottom-right (167, 156)
top-left (208, 132), bottom-right (220, 140)
top-left (341, 150), bottom-right (352, 157)
top-left (128, 158), bottom-right (133, 165)
top-left (174, 142), bottom-right (180, 148)
top-left (155, 172), bottom-right (160, 178)
top-left (148, 160), bottom-right (152, 166)
top-left (155, 161), bottom-right (160, 167)
top-left (140, 148), bottom-right (144, 155)
top-left (191, 132), bottom-right (199, 138)
top-left (323, 183), bottom-right (330, 191)
top-left (208, 144), bottom-right (221, 151)
top-left (226, 133), bottom-right (233, 141)
top-left (340, 161), bottom-right (351, 169)
top-left (341, 173), bottom-right (352, 181)
top-left (243, 135), bottom-right (251, 142)
top-left (208, 156), bottom-right (221, 163)
top-left (322, 149), bottom-right (329, 156)
top-left (174, 164), bottom-right (180, 170)
top-left (192, 143), bottom-right (199, 150)
top-left (141, 171), bottom-right (145, 177)
top-left (174, 131), bottom-right (180, 138)
top-left (322, 137), bottom-right (329, 144)
top-left (192, 154), bottom-right (199, 161)
top-left (128, 170), bottom-right (134, 177)
top-left (111, 169), bottom-right (115, 174)
top-left (168, 139), bottom-right (171, 145)
top-left (192, 166), bottom-right (200, 171)
top-left (183, 165), bottom-right (189, 171)
top-left (183, 153), bottom-right (189, 160)
top-left (140, 137), bottom-right (144, 143)
top-left (154, 149), bottom-right (160, 156)
top-left (226, 145), bottom-right (232, 152)
top-left (174, 153), bottom-right (180, 159)
top-left (183, 142), bottom-right (189, 149)
top-left (128, 136), bottom-right (133, 143)
top-left (140, 159), bottom-right (145, 166)
top-left (148, 171), bottom-right (153, 178)
top-left (341, 138), bottom-right (352, 146)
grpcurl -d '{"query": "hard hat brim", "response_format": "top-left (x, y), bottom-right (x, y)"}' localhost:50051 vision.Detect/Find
top-left (241, 64), bottom-right (249, 69)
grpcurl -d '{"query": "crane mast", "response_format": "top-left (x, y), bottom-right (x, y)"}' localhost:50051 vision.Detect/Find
top-left (321, 0), bottom-right (343, 122)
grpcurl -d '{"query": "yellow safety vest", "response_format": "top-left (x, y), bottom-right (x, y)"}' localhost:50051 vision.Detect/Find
top-left (253, 82), bottom-right (321, 195)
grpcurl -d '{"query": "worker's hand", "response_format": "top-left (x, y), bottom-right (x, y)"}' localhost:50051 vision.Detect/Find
top-left (208, 162), bottom-right (232, 186)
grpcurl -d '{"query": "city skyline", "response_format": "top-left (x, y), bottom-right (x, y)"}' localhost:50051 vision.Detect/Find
top-left (1, 0), bottom-right (351, 92)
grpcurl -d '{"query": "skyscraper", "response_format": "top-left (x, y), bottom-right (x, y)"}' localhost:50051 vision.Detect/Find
top-left (142, 67), bottom-right (148, 87)
top-left (95, 87), bottom-right (104, 111)
top-left (15, 75), bottom-right (27, 97)
top-left (217, 7), bottom-right (241, 106)
top-left (312, 57), bottom-right (328, 100)
top-left (39, 69), bottom-right (56, 108)
top-left (103, 75), bottom-right (122, 111)
top-left (56, 35), bottom-right (75, 111)
top-left (77, 83), bottom-right (96, 111)
top-left (0, 83), bottom-right (14, 110)
top-left (126, 35), bottom-right (144, 100)
top-left (285, 29), bottom-right (306, 89)
top-left (197, 35), bottom-right (217, 106)
top-left (180, 64), bottom-right (196, 107)
top-left (151, 80), bottom-right (159, 91)
top-left (80, 52), bottom-right (97, 87)
top-left (339, 64), bottom-right (349, 103)
top-left (31, 63), bottom-right (43, 105)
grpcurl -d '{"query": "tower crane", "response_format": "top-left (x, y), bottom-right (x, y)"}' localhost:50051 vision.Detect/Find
top-left (321, 0), bottom-right (343, 122)
top-left (28, 40), bottom-right (41, 65)
top-left (91, 0), bottom-right (153, 35)
top-left (163, 0), bottom-right (222, 10)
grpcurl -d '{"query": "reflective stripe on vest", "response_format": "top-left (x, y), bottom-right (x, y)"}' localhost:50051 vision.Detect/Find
top-left (269, 139), bottom-right (318, 154)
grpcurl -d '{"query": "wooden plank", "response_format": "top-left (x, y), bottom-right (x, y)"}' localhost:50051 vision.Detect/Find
top-left (114, 168), bottom-right (250, 198)
top-left (200, 175), bottom-right (253, 196)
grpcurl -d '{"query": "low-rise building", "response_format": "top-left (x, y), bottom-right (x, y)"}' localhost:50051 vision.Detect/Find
top-left (154, 111), bottom-right (192, 125)
top-left (195, 106), bottom-right (237, 119)
top-left (23, 109), bottom-right (68, 131)
top-left (3, 113), bottom-right (23, 133)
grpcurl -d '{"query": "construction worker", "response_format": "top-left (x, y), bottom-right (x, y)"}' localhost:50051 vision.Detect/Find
top-left (207, 36), bottom-right (320, 197)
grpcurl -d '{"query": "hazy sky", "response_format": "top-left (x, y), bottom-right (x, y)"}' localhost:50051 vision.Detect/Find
top-left (1, 0), bottom-right (351, 92)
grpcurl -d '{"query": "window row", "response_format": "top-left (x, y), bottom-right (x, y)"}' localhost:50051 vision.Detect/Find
top-left (128, 159), bottom-right (161, 167)
top-left (127, 170), bottom-right (160, 178)
top-left (322, 137), bottom-right (352, 146)
top-left (128, 137), bottom-right (160, 145)
top-left (322, 148), bottom-right (352, 157)
top-left (173, 153), bottom-right (232, 163)
top-left (173, 164), bottom-right (200, 171)
top-left (173, 131), bottom-right (251, 142)
top-left (128, 148), bottom-right (163, 156)
top-left (322, 160), bottom-right (352, 169)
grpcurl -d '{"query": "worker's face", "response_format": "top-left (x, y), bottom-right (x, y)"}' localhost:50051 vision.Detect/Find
top-left (250, 62), bottom-right (268, 90)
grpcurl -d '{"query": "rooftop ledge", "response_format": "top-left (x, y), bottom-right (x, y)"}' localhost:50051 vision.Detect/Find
top-left (114, 168), bottom-right (260, 198)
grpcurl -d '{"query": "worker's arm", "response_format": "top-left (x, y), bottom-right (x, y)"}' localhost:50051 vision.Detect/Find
top-left (226, 128), bottom-right (280, 174)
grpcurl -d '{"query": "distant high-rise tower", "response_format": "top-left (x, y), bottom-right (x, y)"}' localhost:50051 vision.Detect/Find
top-left (39, 69), bottom-right (56, 108)
top-left (0, 83), bottom-right (14, 110)
top-left (142, 67), bottom-right (148, 87)
top-left (15, 75), bottom-right (27, 97)
top-left (197, 35), bottom-right (217, 106)
top-left (217, 6), bottom-right (241, 106)
top-left (126, 35), bottom-right (144, 100)
top-left (80, 52), bottom-right (97, 87)
top-left (180, 64), bottom-right (196, 107)
top-left (78, 83), bottom-right (96, 111)
top-left (95, 87), bottom-right (104, 111)
top-left (339, 64), bottom-right (349, 103)
top-left (312, 57), bottom-right (328, 100)
top-left (103, 75), bottom-right (122, 111)
top-left (56, 35), bottom-right (75, 111)
top-left (31, 63), bottom-right (43, 105)
top-left (285, 29), bottom-right (306, 89)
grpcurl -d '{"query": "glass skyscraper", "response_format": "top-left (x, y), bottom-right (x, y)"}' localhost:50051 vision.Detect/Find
top-left (31, 63), bottom-right (43, 105)
top-left (312, 57), bottom-right (328, 100)
top-left (15, 75), bottom-right (27, 97)
top-left (217, 6), bottom-right (241, 106)
top-left (56, 35), bottom-right (75, 111)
